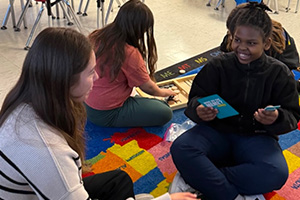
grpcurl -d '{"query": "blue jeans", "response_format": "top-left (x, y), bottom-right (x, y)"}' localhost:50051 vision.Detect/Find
top-left (170, 123), bottom-right (288, 200)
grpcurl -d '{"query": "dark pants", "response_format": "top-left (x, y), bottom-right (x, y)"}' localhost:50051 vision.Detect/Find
top-left (85, 96), bottom-right (172, 127)
top-left (170, 123), bottom-right (288, 200)
top-left (83, 170), bottom-right (134, 200)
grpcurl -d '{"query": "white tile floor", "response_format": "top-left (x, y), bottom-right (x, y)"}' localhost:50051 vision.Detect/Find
top-left (0, 0), bottom-right (299, 106)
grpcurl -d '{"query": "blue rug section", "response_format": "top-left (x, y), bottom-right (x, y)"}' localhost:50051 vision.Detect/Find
top-left (85, 122), bottom-right (129, 159)
top-left (279, 129), bottom-right (300, 150)
top-left (133, 167), bottom-right (165, 194)
top-left (85, 108), bottom-right (188, 159)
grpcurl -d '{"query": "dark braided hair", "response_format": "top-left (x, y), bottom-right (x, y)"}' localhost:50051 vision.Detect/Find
top-left (228, 2), bottom-right (273, 42)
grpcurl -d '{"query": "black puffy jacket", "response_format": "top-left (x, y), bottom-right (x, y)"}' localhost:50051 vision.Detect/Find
top-left (185, 52), bottom-right (300, 136)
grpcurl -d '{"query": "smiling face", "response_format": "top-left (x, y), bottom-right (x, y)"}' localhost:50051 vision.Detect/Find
top-left (70, 51), bottom-right (98, 102)
top-left (231, 25), bottom-right (271, 64)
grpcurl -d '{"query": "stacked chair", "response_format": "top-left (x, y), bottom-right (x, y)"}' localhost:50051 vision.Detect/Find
top-left (1, 0), bottom-right (81, 50)
top-left (76, 0), bottom-right (145, 28)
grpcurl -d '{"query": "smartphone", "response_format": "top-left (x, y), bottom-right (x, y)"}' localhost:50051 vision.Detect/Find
top-left (264, 105), bottom-right (281, 111)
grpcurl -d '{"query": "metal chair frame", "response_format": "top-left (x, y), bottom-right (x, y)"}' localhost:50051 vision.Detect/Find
top-left (23, 0), bottom-right (82, 50)
top-left (1, 0), bottom-right (27, 30)
top-left (286, 0), bottom-right (300, 13)
top-left (78, 0), bottom-right (145, 28)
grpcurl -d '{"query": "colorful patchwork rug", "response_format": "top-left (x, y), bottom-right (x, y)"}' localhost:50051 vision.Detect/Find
top-left (84, 113), bottom-right (300, 199)
top-left (84, 109), bottom-right (187, 197)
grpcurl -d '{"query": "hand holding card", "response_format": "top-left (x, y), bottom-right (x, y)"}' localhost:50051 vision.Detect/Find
top-left (264, 105), bottom-right (281, 112)
top-left (197, 94), bottom-right (239, 119)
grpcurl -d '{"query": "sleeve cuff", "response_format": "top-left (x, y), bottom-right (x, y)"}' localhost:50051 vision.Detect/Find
top-left (153, 193), bottom-right (171, 200)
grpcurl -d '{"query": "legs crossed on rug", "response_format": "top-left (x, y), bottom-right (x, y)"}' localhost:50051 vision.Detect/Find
top-left (170, 124), bottom-right (288, 200)
top-left (169, 172), bottom-right (265, 200)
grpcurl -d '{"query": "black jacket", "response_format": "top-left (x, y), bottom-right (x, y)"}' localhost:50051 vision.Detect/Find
top-left (185, 52), bottom-right (300, 136)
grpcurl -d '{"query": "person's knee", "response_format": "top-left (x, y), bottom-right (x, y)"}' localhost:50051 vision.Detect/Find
top-left (170, 138), bottom-right (180, 156)
top-left (150, 104), bottom-right (172, 126)
top-left (170, 137), bottom-right (186, 165)
top-left (159, 107), bottom-right (173, 124)
top-left (258, 162), bottom-right (289, 190)
top-left (269, 164), bottom-right (289, 189)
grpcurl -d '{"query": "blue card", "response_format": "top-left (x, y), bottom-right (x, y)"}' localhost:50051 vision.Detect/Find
top-left (264, 105), bottom-right (281, 111)
top-left (197, 94), bottom-right (239, 119)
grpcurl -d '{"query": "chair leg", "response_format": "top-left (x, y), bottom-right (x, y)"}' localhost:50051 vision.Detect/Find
top-left (15, 0), bottom-right (31, 31)
top-left (82, 0), bottom-right (90, 16)
top-left (286, 0), bottom-right (291, 12)
top-left (24, 3), bottom-right (45, 50)
top-left (274, 0), bottom-right (279, 14)
top-left (97, 0), bottom-right (105, 28)
top-left (267, 0), bottom-right (279, 14)
top-left (1, 0), bottom-right (16, 30)
top-left (63, 0), bottom-right (83, 32)
top-left (10, 0), bottom-right (17, 28)
top-left (56, 3), bottom-right (60, 19)
top-left (59, 1), bottom-right (73, 25)
top-left (77, 0), bottom-right (84, 14)
top-left (296, 0), bottom-right (300, 13)
top-left (206, 0), bottom-right (212, 7)
top-left (214, 0), bottom-right (224, 10)
top-left (70, 0), bottom-right (74, 9)
top-left (97, 0), bottom-right (100, 28)
top-left (116, 0), bottom-right (121, 7)
top-left (105, 0), bottom-right (114, 25)
top-left (20, 0), bottom-right (28, 29)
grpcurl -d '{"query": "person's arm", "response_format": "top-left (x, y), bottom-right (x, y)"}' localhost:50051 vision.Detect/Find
top-left (153, 192), bottom-right (198, 200)
top-left (1, 112), bottom-right (90, 200)
top-left (262, 66), bottom-right (300, 135)
top-left (184, 61), bottom-right (220, 123)
top-left (139, 80), bottom-right (176, 97)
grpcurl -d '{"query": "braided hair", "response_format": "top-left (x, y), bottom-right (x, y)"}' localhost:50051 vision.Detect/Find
top-left (228, 2), bottom-right (273, 42)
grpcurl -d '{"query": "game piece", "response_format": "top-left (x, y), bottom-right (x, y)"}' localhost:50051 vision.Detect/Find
top-left (179, 69), bottom-right (186, 74)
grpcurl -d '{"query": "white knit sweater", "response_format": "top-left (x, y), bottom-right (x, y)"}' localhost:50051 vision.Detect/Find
top-left (0, 104), bottom-right (89, 200)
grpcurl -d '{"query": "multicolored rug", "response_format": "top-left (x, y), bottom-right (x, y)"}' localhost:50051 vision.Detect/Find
top-left (84, 108), bottom-right (187, 197)
top-left (84, 112), bottom-right (300, 199)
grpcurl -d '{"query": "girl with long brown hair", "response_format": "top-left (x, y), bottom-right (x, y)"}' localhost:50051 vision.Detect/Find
top-left (85, 0), bottom-right (176, 128)
top-left (0, 27), bottom-right (136, 200)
